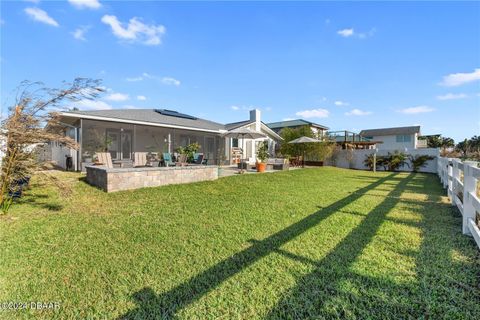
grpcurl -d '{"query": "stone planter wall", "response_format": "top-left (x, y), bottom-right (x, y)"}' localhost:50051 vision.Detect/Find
top-left (86, 165), bottom-right (218, 192)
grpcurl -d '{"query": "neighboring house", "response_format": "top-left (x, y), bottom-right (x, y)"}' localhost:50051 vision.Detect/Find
top-left (359, 126), bottom-right (425, 150)
top-left (266, 119), bottom-right (329, 137)
top-left (50, 108), bottom-right (282, 171)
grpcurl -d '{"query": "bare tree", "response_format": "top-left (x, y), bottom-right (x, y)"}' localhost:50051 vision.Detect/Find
top-left (0, 78), bottom-right (105, 213)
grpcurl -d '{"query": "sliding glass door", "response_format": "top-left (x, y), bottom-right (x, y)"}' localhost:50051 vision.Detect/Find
top-left (106, 129), bottom-right (132, 160)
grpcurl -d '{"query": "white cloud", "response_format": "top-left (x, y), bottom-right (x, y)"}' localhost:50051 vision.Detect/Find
top-left (101, 15), bottom-right (166, 46)
top-left (398, 105), bottom-right (435, 114)
top-left (72, 26), bottom-right (90, 41)
top-left (161, 77), bottom-right (180, 86)
top-left (337, 28), bottom-right (354, 37)
top-left (105, 93), bottom-right (129, 101)
top-left (334, 100), bottom-right (349, 106)
top-left (295, 108), bottom-right (330, 119)
top-left (123, 105), bottom-right (142, 109)
top-left (77, 99), bottom-right (113, 110)
top-left (231, 106), bottom-right (240, 111)
top-left (137, 95), bottom-right (147, 101)
top-left (126, 76), bottom-right (143, 82)
top-left (24, 7), bottom-right (59, 27)
top-left (68, 0), bottom-right (101, 9)
top-left (436, 93), bottom-right (468, 100)
top-left (337, 28), bottom-right (375, 39)
top-left (345, 108), bottom-right (372, 116)
top-left (283, 117), bottom-right (295, 121)
top-left (440, 68), bottom-right (480, 87)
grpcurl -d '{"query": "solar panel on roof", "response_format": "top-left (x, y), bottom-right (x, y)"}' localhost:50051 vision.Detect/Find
top-left (154, 109), bottom-right (198, 120)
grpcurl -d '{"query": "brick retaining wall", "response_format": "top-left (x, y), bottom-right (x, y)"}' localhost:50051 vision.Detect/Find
top-left (86, 165), bottom-right (218, 192)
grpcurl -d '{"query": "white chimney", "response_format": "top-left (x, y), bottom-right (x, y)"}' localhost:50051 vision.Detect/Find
top-left (250, 109), bottom-right (261, 131)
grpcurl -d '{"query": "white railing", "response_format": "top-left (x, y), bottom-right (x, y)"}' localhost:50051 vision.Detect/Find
top-left (437, 157), bottom-right (480, 249)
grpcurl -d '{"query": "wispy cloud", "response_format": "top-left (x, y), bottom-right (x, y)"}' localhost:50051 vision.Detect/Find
top-left (295, 108), bottom-right (330, 119)
top-left (77, 99), bottom-right (113, 110)
top-left (68, 0), bottom-right (101, 10)
top-left (345, 108), bottom-right (372, 116)
top-left (337, 28), bottom-right (354, 37)
top-left (126, 76), bottom-right (143, 82)
top-left (337, 28), bottom-right (375, 39)
top-left (101, 15), bottom-right (166, 46)
top-left (105, 93), bottom-right (129, 101)
top-left (161, 77), bottom-right (180, 86)
top-left (436, 93), bottom-right (467, 100)
top-left (24, 7), bottom-right (59, 27)
top-left (440, 68), bottom-right (480, 87)
top-left (137, 95), bottom-right (147, 101)
top-left (72, 26), bottom-right (90, 41)
top-left (398, 105), bottom-right (435, 114)
top-left (231, 106), bottom-right (240, 111)
top-left (123, 105), bottom-right (142, 110)
top-left (334, 100), bottom-right (349, 106)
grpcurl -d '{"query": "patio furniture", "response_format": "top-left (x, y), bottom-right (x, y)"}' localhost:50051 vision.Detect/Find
top-left (193, 153), bottom-right (208, 165)
top-left (288, 136), bottom-right (323, 168)
top-left (134, 152), bottom-right (148, 167)
top-left (113, 159), bottom-right (133, 168)
top-left (95, 152), bottom-right (113, 169)
top-left (162, 153), bottom-right (175, 167)
top-left (222, 128), bottom-right (267, 173)
top-left (267, 158), bottom-right (290, 170)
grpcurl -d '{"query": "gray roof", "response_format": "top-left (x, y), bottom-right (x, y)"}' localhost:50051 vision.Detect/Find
top-left (62, 109), bottom-right (225, 131)
top-left (266, 119), bottom-right (329, 130)
top-left (224, 120), bottom-right (254, 131)
top-left (359, 126), bottom-right (421, 137)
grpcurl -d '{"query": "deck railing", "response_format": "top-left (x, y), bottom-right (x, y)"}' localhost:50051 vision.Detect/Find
top-left (437, 157), bottom-right (480, 249)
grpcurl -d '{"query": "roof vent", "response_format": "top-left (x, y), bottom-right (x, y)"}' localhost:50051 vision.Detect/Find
top-left (154, 109), bottom-right (198, 120)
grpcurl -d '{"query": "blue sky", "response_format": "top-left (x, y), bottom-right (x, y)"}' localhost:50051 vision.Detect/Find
top-left (1, 0), bottom-right (479, 142)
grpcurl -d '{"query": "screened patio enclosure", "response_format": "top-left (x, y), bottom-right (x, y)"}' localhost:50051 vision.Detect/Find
top-left (80, 119), bottom-right (226, 169)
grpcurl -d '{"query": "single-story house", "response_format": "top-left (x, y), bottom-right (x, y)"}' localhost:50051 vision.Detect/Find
top-left (50, 108), bottom-right (282, 171)
top-left (266, 119), bottom-right (329, 137)
top-left (359, 126), bottom-right (426, 150)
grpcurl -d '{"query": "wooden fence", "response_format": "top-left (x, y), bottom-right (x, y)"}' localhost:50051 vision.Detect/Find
top-left (437, 157), bottom-right (480, 249)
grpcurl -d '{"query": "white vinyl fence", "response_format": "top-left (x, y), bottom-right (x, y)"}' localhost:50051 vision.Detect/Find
top-left (437, 157), bottom-right (480, 249)
top-left (328, 148), bottom-right (439, 173)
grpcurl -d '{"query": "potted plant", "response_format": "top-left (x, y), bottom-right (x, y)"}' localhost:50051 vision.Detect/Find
top-left (256, 141), bottom-right (269, 172)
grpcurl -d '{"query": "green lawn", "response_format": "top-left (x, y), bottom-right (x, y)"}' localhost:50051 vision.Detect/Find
top-left (1, 167), bottom-right (479, 319)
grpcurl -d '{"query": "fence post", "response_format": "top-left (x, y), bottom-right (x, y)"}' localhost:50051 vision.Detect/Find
top-left (451, 160), bottom-right (460, 206)
top-left (447, 158), bottom-right (453, 199)
top-left (443, 158), bottom-right (449, 188)
top-left (463, 163), bottom-right (476, 235)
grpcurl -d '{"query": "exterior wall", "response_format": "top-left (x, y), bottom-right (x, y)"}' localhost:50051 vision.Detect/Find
top-left (50, 141), bottom-right (77, 170)
top-left (86, 165), bottom-right (219, 192)
top-left (372, 134), bottom-right (416, 150)
top-left (327, 148), bottom-right (439, 173)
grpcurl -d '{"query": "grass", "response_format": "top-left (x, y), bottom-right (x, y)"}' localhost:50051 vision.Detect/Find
top-left (0, 167), bottom-right (479, 319)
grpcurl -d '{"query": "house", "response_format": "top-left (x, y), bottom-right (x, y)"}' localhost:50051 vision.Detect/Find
top-left (266, 119), bottom-right (329, 137)
top-left (50, 108), bottom-right (282, 171)
top-left (359, 126), bottom-right (425, 150)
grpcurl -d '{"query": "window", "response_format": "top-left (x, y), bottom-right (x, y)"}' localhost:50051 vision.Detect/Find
top-left (232, 138), bottom-right (238, 148)
top-left (396, 135), bottom-right (411, 143)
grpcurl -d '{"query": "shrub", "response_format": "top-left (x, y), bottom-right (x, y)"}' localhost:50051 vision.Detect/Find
top-left (409, 155), bottom-right (435, 172)
top-left (385, 151), bottom-right (408, 171)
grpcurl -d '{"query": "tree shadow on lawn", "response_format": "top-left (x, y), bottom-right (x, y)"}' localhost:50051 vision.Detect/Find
top-left (118, 173), bottom-right (400, 319)
top-left (264, 173), bottom-right (480, 319)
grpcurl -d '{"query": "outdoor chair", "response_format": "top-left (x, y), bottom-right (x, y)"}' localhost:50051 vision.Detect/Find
top-left (162, 153), bottom-right (175, 167)
top-left (133, 152), bottom-right (148, 167)
top-left (193, 153), bottom-right (208, 165)
top-left (95, 152), bottom-right (113, 169)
